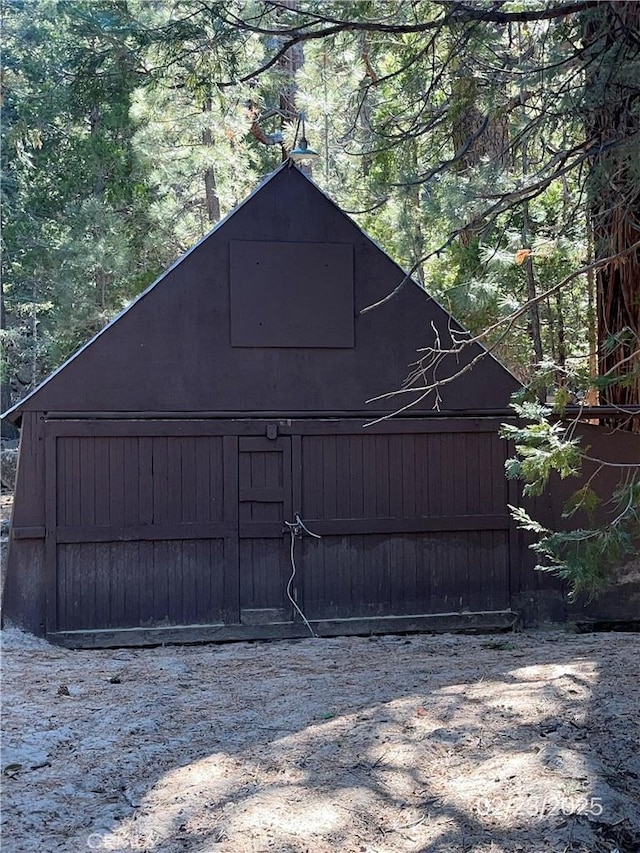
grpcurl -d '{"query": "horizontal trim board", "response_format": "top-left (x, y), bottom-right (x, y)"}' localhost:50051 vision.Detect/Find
top-left (48, 420), bottom-right (264, 437)
top-left (11, 526), bottom-right (46, 540)
top-left (45, 417), bottom-right (511, 438)
top-left (563, 405), bottom-right (640, 418)
top-left (302, 515), bottom-right (511, 535)
top-left (282, 419), bottom-right (508, 435)
top-left (239, 487), bottom-right (285, 503)
top-left (47, 610), bottom-right (519, 649)
top-left (239, 522), bottom-right (286, 538)
top-left (54, 515), bottom-right (511, 543)
top-left (44, 410), bottom-right (518, 420)
top-left (56, 523), bottom-right (236, 543)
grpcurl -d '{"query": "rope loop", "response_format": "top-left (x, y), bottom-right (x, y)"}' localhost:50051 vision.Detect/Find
top-left (284, 513), bottom-right (321, 637)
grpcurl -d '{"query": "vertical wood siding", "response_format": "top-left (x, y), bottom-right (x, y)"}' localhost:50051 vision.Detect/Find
top-left (299, 531), bottom-right (509, 619)
top-left (301, 432), bottom-right (508, 519)
top-left (48, 420), bottom-right (513, 636)
top-left (56, 436), bottom-right (225, 528)
top-left (54, 435), bottom-right (229, 631)
top-left (56, 540), bottom-right (225, 630)
top-left (238, 437), bottom-right (292, 623)
top-left (299, 431), bottom-right (510, 619)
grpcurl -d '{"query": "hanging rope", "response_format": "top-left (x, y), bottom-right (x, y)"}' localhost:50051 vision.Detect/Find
top-left (283, 514), bottom-right (321, 638)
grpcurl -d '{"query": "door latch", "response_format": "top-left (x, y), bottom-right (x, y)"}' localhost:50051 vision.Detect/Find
top-left (283, 513), bottom-right (322, 538)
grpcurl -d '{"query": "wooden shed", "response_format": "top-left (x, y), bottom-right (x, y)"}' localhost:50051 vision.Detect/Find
top-left (3, 162), bottom-right (551, 647)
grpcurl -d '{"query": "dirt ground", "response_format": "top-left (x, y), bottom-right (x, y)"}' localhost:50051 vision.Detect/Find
top-left (1, 629), bottom-right (639, 853)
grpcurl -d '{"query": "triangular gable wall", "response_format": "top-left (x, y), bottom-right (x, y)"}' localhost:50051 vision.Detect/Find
top-left (5, 164), bottom-right (520, 420)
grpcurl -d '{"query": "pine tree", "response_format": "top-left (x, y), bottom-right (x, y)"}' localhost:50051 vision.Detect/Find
top-left (1, 0), bottom-right (157, 397)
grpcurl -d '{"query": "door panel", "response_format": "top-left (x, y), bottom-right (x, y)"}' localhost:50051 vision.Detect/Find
top-left (46, 420), bottom-right (513, 639)
top-left (238, 436), bottom-right (294, 624)
top-left (50, 431), bottom-right (234, 632)
top-left (298, 431), bottom-right (511, 619)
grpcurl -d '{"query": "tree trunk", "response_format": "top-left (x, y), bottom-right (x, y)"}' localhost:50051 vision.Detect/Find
top-left (0, 277), bottom-right (18, 437)
top-left (586, 2), bottom-right (640, 427)
top-left (90, 105), bottom-right (105, 197)
top-left (449, 66), bottom-right (510, 246)
top-left (585, 227), bottom-right (599, 405)
top-left (276, 0), bottom-right (303, 163)
top-left (202, 95), bottom-right (220, 224)
top-left (522, 201), bottom-right (544, 370)
top-left (555, 291), bottom-right (566, 371)
top-left (451, 76), bottom-right (509, 178)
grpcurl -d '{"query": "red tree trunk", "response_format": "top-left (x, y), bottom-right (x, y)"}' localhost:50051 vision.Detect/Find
top-left (587, 2), bottom-right (640, 427)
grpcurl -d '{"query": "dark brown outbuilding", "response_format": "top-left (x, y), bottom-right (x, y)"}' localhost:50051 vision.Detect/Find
top-left (3, 163), bottom-right (637, 647)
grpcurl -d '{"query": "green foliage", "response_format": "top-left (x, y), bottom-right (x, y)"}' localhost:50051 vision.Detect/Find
top-left (502, 399), bottom-right (582, 496)
top-left (562, 485), bottom-right (601, 521)
top-left (1, 0), bottom-right (156, 392)
top-left (510, 483), bottom-right (640, 601)
top-left (503, 395), bottom-right (639, 599)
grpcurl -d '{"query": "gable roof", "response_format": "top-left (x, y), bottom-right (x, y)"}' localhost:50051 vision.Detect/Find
top-left (3, 162), bottom-right (520, 423)
top-left (3, 165), bottom-right (288, 423)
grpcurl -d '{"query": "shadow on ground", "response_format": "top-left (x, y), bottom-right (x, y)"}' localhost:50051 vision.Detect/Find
top-left (2, 630), bottom-right (639, 852)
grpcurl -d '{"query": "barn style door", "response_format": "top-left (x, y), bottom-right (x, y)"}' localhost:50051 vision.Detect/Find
top-left (44, 423), bottom-right (241, 635)
top-left (237, 436), bottom-right (295, 626)
top-left (43, 417), bottom-right (515, 645)
top-left (295, 424), bottom-right (514, 621)
top-left (45, 423), bottom-right (302, 637)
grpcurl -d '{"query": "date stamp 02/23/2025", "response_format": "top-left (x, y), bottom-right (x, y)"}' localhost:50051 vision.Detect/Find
top-left (473, 795), bottom-right (604, 819)
top-left (84, 798), bottom-right (606, 849)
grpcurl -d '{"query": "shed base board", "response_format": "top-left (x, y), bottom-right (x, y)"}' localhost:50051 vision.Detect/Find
top-left (47, 610), bottom-right (519, 649)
